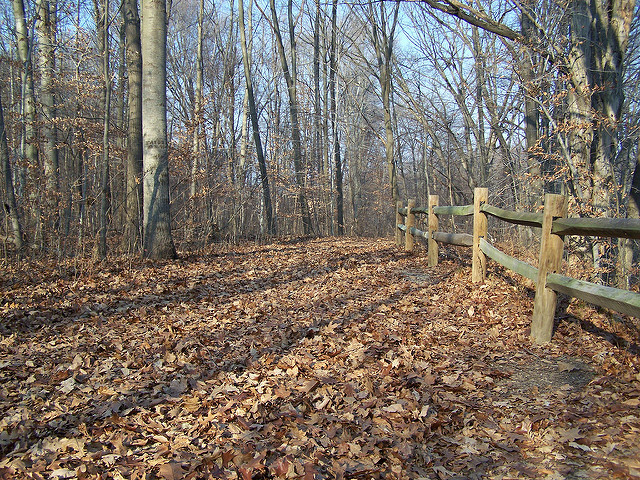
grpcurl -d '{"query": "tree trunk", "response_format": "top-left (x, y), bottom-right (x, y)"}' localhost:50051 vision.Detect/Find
top-left (141, 0), bottom-right (176, 259)
top-left (11, 0), bottom-right (38, 181)
top-left (618, 138), bottom-right (640, 288)
top-left (471, 26), bottom-right (489, 187)
top-left (0, 91), bottom-right (23, 252)
top-left (329, 0), bottom-right (343, 235)
top-left (369, 1), bottom-right (400, 202)
top-left (190, 0), bottom-right (204, 203)
top-left (12, 0), bottom-right (37, 247)
top-left (95, 0), bottom-right (111, 259)
top-left (313, 0), bottom-right (328, 234)
top-left (239, 0), bottom-right (275, 236)
top-left (123, 0), bottom-right (143, 253)
top-left (270, 0), bottom-right (312, 235)
top-left (519, 2), bottom-right (543, 202)
top-left (36, 0), bottom-right (60, 250)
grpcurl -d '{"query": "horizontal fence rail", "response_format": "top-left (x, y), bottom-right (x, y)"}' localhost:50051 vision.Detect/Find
top-left (396, 188), bottom-right (640, 343)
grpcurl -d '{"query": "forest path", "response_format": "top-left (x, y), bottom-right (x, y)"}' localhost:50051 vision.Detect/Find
top-left (1, 238), bottom-right (639, 479)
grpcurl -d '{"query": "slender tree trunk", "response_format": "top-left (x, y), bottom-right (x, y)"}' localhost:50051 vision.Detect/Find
top-left (270, 0), bottom-right (312, 235)
top-left (618, 138), bottom-right (640, 288)
top-left (0, 92), bottom-right (23, 252)
top-left (123, 0), bottom-right (142, 253)
top-left (239, 0), bottom-right (275, 235)
top-left (329, 0), bottom-right (343, 235)
top-left (36, 0), bottom-right (60, 250)
top-left (96, 0), bottom-right (111, 259)
top-left (190, 0), bottom-right (204, 202)
top-left (369, 1), bottom-right (400, 202)
top-left (313, 0), bottom-right (326, 233)
top-left (141, 0), bottom-right (176, 259)
top-left (471, 26), bottom-right (489, 187)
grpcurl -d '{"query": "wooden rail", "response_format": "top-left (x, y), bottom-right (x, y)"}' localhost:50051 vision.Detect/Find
top-left (396, 189), bottom-right (640, 343)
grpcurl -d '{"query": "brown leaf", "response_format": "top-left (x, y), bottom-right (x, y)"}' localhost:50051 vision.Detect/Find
top-left (157, 462), bottom-right (185, 480)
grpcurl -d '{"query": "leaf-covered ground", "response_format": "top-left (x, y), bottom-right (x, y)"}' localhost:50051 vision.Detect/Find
top-left (1, 238), bottom-right (639, 479)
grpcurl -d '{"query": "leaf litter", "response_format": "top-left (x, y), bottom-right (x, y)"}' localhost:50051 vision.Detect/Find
top-left (0, 238), bottom-right (639, 479)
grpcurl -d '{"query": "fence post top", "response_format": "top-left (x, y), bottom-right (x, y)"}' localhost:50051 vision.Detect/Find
top-left (543, 193), bottom-right (568, 204)
top-left (543, 194), bottom-right (568, 215)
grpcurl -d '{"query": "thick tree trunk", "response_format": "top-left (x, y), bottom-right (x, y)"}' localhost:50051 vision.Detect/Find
top-left (422, 0), bottom-right (635, 280)
top-left (11, 0), bottom-right (38, 178)
top-left (566, 0), bottom-right (634, 279)
top-left (123, 0), bottom-right (143, 253)
top-left (141, 0), bottom-right (176, 259)
top-left (12, 0), bottom-right (37, 247)
top-left (519, 2), bottom-right (543, 202)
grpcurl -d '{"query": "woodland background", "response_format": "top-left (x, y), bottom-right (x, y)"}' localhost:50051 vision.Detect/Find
top-left (0, 0), bottom-right (639, 276)
top-left (2, 2), bottom-right (640, 477)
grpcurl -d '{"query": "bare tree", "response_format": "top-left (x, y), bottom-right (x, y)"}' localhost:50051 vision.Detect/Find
top-left (0, 90), bottom-right (23, 252)
top-left (95, 0), bottom-right (111, 259)
top-left (11, 0), bottom-right (36, 244)
top-left (329, 0), bottom-right (343, 234)
top-left (36, 0), bottom-right (59, 249)
top-left (368, 0), bottom-right (400, 202)
top-left (269, 0), bottom-right (312, 235)
top-left (141, 0), bottom-right (176, 259)
top-left (122, 0), bottom-right (143, 253)
top-left (239, 0), bottom-right (275, 235)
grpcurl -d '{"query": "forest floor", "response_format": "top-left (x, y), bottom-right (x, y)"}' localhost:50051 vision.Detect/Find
top-left (0, 237), bottom-right (639, 480)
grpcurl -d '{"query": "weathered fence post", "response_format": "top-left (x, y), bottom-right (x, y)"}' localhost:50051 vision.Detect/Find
top-left (428, 195), bottom-right (439, 267)
top-left (472, 188), bottom-right (488, 283)
top-left (531, 194), bottom-right (568, 344)
top-left (395, 201), bottom-right (403, 247)
top-left (405, 199), bottom-right (416, 252)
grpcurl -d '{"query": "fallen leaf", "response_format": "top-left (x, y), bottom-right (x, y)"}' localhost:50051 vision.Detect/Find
top-left (157, 462), bottom-right (185, 480)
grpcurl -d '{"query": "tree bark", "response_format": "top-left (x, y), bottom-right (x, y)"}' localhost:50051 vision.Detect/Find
top-left (329, 0), bottom-right (343, 235)
top-left (370, 1), bottom-right (400, 202)
top-left (36, 0), bottom-right (60, 248)
top-left (11, 0), bottom-right (38, 181)
top-left (95, 0), bottom-right (111, 259)
top-left (0, 91), bottom-right (23, 252)
top-left (141, 0), bottom-right (176, 259)
top-left (239, 0), bottom-right (275, 236)
top-left (123, 0), bottom-right (143, 253)
top-left (519, 1), bottom-right (543, 201)
top-left (190, 0), bottom-right (204, 202)
top-left (270, 0), bottom-right (312, 235)
top-left (12, 0), bottom-right (37, 247)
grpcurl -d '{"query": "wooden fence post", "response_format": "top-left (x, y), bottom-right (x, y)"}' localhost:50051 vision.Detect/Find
top-left (531, 193), bottom-right (568, 344)
top-left (395, 201), bottom-right (403, 247)
top-left (405, 199), bottom-right (416, 252)
top-left (428, 195), bottom-right (439, 267)
top-left (472, 188), bottom-right (488, 283)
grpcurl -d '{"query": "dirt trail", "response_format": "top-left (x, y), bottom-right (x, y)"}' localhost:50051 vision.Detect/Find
top-left (1, 238), bottom-right (639, 479)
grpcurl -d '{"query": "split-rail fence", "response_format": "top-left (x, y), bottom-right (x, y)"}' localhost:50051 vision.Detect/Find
top-left (395, 188), bottom-right (640, 343)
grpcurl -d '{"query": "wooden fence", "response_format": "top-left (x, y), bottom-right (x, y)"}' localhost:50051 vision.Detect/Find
top-left (396, 188), bottom-right (640, 343)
